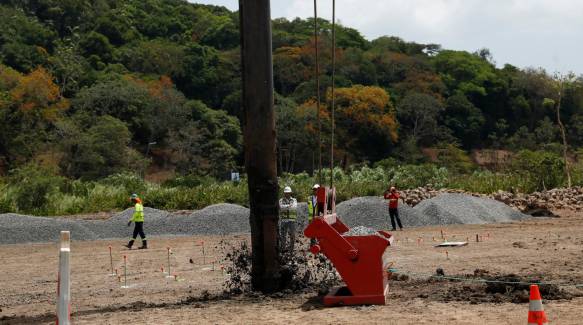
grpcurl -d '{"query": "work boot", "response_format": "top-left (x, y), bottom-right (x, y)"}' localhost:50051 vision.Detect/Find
top-left (124, 240), bottom-right (134, 249)
top-left (138, 240), bottom-right (148, 249)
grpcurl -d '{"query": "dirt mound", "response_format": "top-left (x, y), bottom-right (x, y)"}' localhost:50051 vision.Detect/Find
top-left (392, 269), bottom-right (575, 304)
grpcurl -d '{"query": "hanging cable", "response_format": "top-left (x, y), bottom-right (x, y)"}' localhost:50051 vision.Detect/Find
top-left (313, 0), bottom-right (323, 185)
top-left (329, 0), bottom-right (336, 188)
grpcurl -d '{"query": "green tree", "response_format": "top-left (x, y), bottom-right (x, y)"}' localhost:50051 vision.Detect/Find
top-left (397, 92), bottom-right (445, 145)
top-left (58, 114), bottom-right (144, 179)
top-left (442, 94), bottom-right (485, 148)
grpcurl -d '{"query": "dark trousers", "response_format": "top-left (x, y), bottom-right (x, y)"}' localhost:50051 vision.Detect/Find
top-left (389, 208), bottom-right (403, 230)
top-left (131, 222), bottom-right (146, 242)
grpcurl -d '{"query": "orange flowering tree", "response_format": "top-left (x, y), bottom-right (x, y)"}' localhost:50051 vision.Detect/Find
top-left (327, 85), bottom-right (398, 164)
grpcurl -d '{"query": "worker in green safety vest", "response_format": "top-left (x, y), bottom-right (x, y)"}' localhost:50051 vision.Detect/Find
top-left (307, 184), bottom-right (320, 223)
top-left (279, 186), bottom-right (298, 252)
top-left (124, 193), bottom-right (147, 249)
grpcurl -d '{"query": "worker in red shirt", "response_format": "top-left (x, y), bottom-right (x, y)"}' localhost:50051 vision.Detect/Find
top-left (384, 186), bottom-right (404, 231)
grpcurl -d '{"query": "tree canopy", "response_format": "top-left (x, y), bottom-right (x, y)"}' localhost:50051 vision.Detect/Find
top-left (0, 0), bottom-right (582, 179)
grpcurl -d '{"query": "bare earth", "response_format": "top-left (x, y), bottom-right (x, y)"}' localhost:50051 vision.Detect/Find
top-left (1, 210), bottom-right (583, 324)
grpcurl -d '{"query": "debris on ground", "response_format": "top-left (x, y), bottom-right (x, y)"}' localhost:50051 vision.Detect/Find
top-left (391, 269), bottom-right (577, 304)
top-left (221, 239), bottom-right (340, 296)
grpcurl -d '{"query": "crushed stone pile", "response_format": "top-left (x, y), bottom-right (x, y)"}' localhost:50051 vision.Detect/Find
top-left (0, 193), bottom-right (528, 245)
top-left (336, 194), bottom-right (528, 229)
top-left (0, 214), bottom-right (99, 244)
top-left (413, 193), bottom-right (528, 225)
top-left (336, 196), bottom-right (427, 229)
top-left (343, 225), bottom-right (379, 236)
top-left (148, 204), bottom-right (250, 236)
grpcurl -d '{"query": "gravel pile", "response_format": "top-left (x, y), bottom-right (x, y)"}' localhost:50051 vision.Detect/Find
top-left (0, 194), bottom-right (527, 245)
top-left (148, 204), bottom-right (250, 236)
top-left (336, 194), bottom-right (528, 229)
top-left (0, 214), bottom-right (98, 244)
top-left (343, 226), bottom-right (379, 236)
top-left (82, 207), bottom-right (169, 240)
top-left (336, 196), bottom-right (425, 229)
top-left (414, 194), bottom-right (528, 225)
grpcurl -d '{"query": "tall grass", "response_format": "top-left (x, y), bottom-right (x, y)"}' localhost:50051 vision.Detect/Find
top-left (0, 161), bottom-right (577, 216)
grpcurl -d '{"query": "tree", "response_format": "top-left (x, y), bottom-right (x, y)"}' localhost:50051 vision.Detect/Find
top-left (330, 85), bottom-right (398, 163)
top-left (79, 31), bottom-right (113, 64)
top-left (168, 100), bottom-right (242, 178)
top-left (543, 72), bottom-right (580, 188)
top-left (397, 92), bottom-right (444, 145)
top-left (0, 67), bottom-right (69, 164)
top-left (433, 50), bottom-right (497, 97)
top-left (57, 114), bottom-right (144, 179)
top-left (0, 6), bottom-right (55, 72)
top-left (442, 93), bottom-right (485, 148)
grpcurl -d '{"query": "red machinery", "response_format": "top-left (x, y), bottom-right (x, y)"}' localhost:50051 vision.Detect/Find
top-left (304, 187), bottom-right (394, 306)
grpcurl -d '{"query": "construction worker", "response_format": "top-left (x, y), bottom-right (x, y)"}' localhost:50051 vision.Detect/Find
top-left (307, 184), bottom-right (320, 223)
top-left (279, 186), bottom-right (298, 252)
top-left (384, 186), bottom-right (405, 231)
top-left (124, 193), bottom-right (147, 249)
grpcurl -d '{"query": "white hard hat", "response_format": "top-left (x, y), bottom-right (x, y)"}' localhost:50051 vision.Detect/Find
top-left (284, 186), bottom-right (292, 193)
top-left (312, 184), bottom-right (320, 189)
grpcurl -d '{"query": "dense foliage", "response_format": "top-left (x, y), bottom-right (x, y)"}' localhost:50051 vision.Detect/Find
top-left (1, 0), bottom-right (583, 215)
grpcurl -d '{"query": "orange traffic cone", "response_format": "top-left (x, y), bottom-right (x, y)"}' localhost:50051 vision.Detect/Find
top-left (528, 284), bottom-right (548, 325)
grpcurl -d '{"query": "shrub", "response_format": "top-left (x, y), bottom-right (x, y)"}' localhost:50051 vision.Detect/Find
top-left (510, 150), bottom-right (564, 191)
top-left (8, 164), bottom-right (66, 214)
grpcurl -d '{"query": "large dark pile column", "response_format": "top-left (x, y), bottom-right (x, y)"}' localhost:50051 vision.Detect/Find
top-left (239, 0), bottom-right (281, 293)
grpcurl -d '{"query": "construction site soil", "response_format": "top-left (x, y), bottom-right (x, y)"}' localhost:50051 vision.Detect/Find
top-left (1, 209), bottom-right (583, 324)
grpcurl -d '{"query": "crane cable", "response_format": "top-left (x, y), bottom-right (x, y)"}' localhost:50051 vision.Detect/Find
top-left (330, 0), bottom-right (336, 188)
top-left (313, 0), bottom-right (323, 185)
top-left (313, 1), bottom-right (337, 188)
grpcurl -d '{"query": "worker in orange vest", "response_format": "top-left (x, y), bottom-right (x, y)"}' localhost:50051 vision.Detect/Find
top-left (384, 186), bottom-right (405, 231)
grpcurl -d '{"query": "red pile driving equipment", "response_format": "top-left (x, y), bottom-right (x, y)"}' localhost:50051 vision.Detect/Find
top-left (304, 187), bottom-right (394, 306)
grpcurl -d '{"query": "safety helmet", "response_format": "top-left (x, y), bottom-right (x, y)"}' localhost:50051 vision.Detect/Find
top-left (283, 186), bottom-right (292, 193)
top-left (130, 193), bottom-right (139, 200)
top-left (312, 184), bottom-right (320, 189)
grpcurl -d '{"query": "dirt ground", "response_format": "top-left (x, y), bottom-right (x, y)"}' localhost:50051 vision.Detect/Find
top-left (1, 210), bottom-right (583, 324)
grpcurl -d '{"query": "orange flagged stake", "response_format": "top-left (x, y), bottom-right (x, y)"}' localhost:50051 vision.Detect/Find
top-left (440, 229), bottom-right (444, 239)
top-left (108, 245), bottom-right (114, 276)
top-left (528, 285), bottom-right (548, 325)
top-left (445, 251), bottom-right (449, 260)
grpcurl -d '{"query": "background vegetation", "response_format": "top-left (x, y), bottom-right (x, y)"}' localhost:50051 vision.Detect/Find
top-left (1, 0), bottom-right (582, 215)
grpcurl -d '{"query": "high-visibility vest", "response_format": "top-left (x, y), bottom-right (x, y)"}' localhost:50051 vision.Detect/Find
top-left (131, 203), bottom-right (144, 222)
top-left (307, 195), bottom-right (317, 222)
top-left (280, 198), bottom-right (297, 220)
